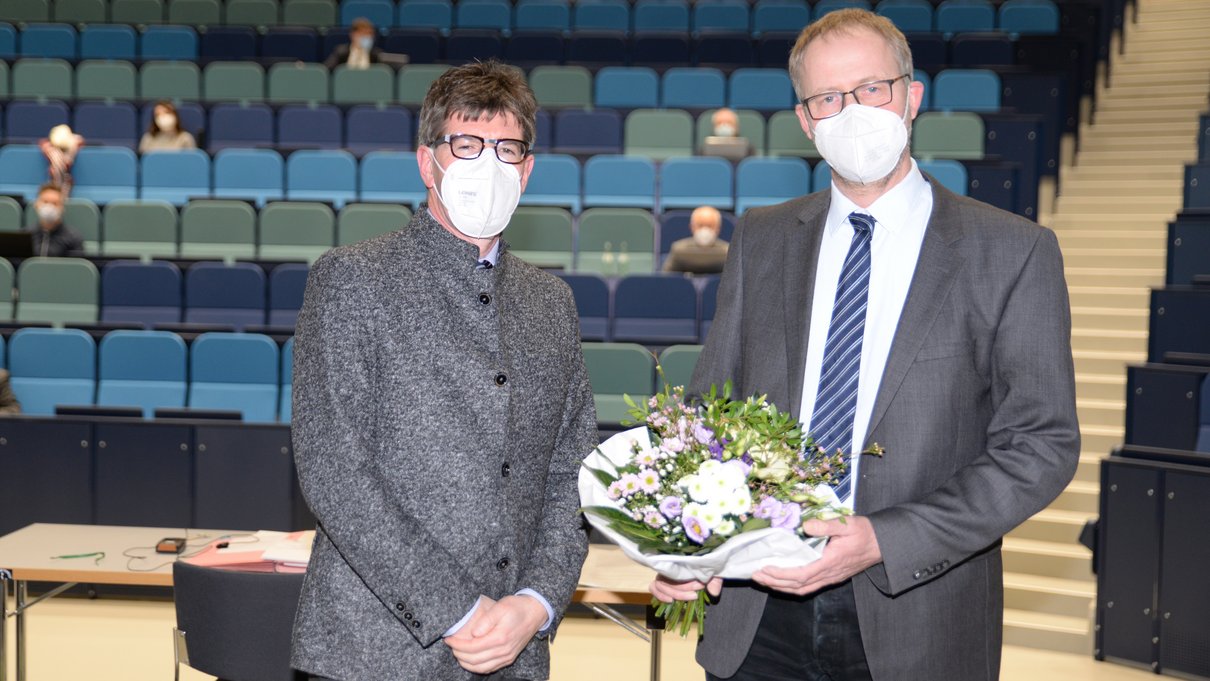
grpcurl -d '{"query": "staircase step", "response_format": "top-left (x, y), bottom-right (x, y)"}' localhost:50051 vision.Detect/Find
top-left (1066, 286), bottom-right (1151, 309)
top-left (1076, 373), bottom-right (1127, 401)
top-left (1075, 452), bottom-right (1107, 484)
top-left (1072, 349), bottom-right (1145, 376)
top-left (1058, 166), bottom-right (1183, 182)
top-left (1055, 195), bottom-right (1181, 213)
top-left (1096, 73), bottom-right (1208, 89)
top-left (1063, 250), bottom-right (1165, 270)
top-left (1003, 609), bottom-right (1093, 655)
top-left (1004, 571), bottom-right (1097, 620)
top-left (1069, 306), bottom-right (1149, 329)
top-left (1092, 110), bottom-right (1203, 126)
top-left (1071, 328), bottom-right (1148, 354)
top-left (1077, 397), bottom-right (1125, 429)
top-left (1049, 480), bottom-right (1101, 514)
top-left (1047, 212), bottom-right (1172, 228)
top-left (1002, 536), bottom-right (1094, 582)
top-left (1080, 426), bottom-right (1124, 458)
top-left (1011, 508), bottom-right (1096, 545)
top-left (1064, 268), bottom-right (1162, 289)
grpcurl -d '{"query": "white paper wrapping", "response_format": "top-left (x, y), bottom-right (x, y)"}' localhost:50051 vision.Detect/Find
top-left (579, 426), bottom-right (829, 583)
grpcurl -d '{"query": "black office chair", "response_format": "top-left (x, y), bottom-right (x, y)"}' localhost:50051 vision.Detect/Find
top-left (172, 561), bottom-right (306, 681)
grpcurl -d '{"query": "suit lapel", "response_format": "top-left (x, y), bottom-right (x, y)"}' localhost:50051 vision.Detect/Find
top-left (864, 179), bottom-right (964, 441)
top-left (783, 198), bottom-right (828, 418)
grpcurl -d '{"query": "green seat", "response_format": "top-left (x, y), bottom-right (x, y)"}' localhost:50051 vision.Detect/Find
top-left (168, 0), bottom-right (221, 25)
top-left (528, 65), bottom-right (592, 110)
top-left (0, 62), bottom-right (9, 99)
top-left (281, 0), bottom-right (336, 26)
top-left (54, 0), bottom-right (107, 23)
top-left (76, 60), bottom-right (139, 101)
top-left (766, 110), bottom-right (818, 158)
top-left (623, 109), bottom-right (694, 161)
top-left (0, 197), bottom-right (23, 232)
top-left (258, 201), bottom-right (335, 263)
top-left (26, 198), bottom-right (102, 254)
top-left (12, 59), bottom-right (73, 99)
top-left (111, 0), bottom-right (166, 23)
top-left (657, 344), bottom-right (702, 391)
top-left (337, 203), bottom-right (410, 245)
top-left (504, 207), bottom-right (573, 270)
top-left (581, 342), bottom-right (655, 425)
top-left (101, 200), bottom-right (179, 257)
top-left (0, 258), bottom-right (14, 320)
top-left (5, 0), bottom-right (50, 22)
top-left (695, 108), bottom-right (766, 156)
top-left (397, 64), bottom-right (450, 107)
top-left (332, 64), bottom-right (394, 105)
top-left (179, 200), bottom-right (257, 259)
top-left (15, 257), bottom-right (100, 324)
top-left (225, 0), bottom-right (280, 25)
top-left (203, 61), bottom-right (265, 102)
top-left (575, 207), bottom-right (655, 275)
top-left (267, 62), bottom-right (328, 104)
top-left (141, 61), bottom-right (202, 100)
top-left (913, 111), bottom-right (985, 160)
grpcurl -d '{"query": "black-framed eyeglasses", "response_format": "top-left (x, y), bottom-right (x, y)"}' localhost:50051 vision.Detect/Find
top-left (436, 133), bottom-right (531, 164)
top-left (800, 74), bottom-right (910, 121)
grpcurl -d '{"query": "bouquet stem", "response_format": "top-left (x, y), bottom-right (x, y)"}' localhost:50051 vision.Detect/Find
top-left (652, 590), bottom-right (711, 638)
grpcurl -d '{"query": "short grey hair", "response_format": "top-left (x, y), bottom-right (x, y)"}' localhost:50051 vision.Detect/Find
top-left (418, 61), bottom-right (537, 148)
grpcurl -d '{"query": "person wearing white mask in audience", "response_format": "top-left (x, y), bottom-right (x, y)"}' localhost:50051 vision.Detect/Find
top-left (139, 101), bottom-right (197, 153)
top-left (712, 107), bottom-right (740, 137)
top-left (290, 60), bottom-right (595, 681)
top-left (325, 18), bottom-right (383, 70)
top-left (663, 205), bottom-right (729, 274)
top-left (28, 183), bottom-right (84, 257)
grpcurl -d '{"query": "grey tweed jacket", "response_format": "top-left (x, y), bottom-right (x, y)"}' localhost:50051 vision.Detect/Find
top-left (689, 177), bottom-right (1080, 680)
top-left (290, 209), bottom-right (596, 681)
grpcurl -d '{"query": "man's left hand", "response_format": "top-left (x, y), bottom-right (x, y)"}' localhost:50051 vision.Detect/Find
top-left (752, 516), bottom-right (882, 596)
top-left (445, 594), bottom-right (548, 674)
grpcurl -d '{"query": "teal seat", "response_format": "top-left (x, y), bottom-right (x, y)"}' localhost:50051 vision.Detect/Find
top-left (226, 0), bottom-right (281, 25)
top-left (203, 62), bottom-right (265, 102)
top-left (657, 344), bottom-right (702, 391)
top-left (623, 109), bottom-right (694, 161)
top-left (504, 206), bottom-right (573, 270)
top-left (0, 197), bottom-right (23, 232)
top-left (337, 203), bottom-right (411, 245)
top-left (913, 111), bottom-right (985, 160)
top-left (397, 64), bottom-right (450, 107)
top-left (168, 0), bottom-right (222, 25)
top-left (332, 64), bottom-right (394, 105)
top-left (766, 110), bottom-right (818, 158)
top-left (12, 58), bottom-right (73, 99)
top-left (15, 257), bottom-right (100, 324)
top-left (76, 60), bottom-right (139, 101)
top-left (528, 65), bottom-right (592, 110)
top-left (179, 199), bottom-right (258, 259)
top-left (140, 61), bottom-right (202, 100)
top-left (55, 0), bottom-right (108, 24)
top-left (258, 201), bottom-right (335, 263)
top-left (0, 258), bottom-right (14, 319)
top-left (267, 62), bottom-right (329, 104)
top-left (581, 342), bottom-right (655, 425)
top-left (101, 200), bottom-right (179, 258)
top-left (111, 0), bottom-right (166, 23)
top-left (281, 0), bottom-right (337, 26)
top-left (576, 207), bottom-right (656, 275)
top-left (25, 198), bottom-right (102, 254)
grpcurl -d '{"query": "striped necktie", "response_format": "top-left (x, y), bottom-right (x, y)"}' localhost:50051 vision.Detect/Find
top-left (810, 212), bottom-right (874, 502)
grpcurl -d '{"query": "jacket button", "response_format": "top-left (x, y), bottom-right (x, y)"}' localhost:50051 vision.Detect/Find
top-left (404, 612), bottom-right (412, 620)
top-left (495, 373), bottom-right (507, 386)
top-left (412, 620), bottom-right (421, 628)
top-left (395, 602), bottom-right (405, 611)
top-left (479, 293), bottom-right (491, 305)
top-left (501, 462), bottom-right (511, 477)
top-left (913, 570), bottom-right (923, 580)
top-left (497, 557), bottom-right (510, 571)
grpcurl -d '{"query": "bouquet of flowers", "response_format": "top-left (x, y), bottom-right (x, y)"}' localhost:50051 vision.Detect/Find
top-left (579, 380), bottom-right (880, 636)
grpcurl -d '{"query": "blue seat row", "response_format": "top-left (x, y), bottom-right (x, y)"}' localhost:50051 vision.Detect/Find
top-left (6, 327), bottom-right (292, 422)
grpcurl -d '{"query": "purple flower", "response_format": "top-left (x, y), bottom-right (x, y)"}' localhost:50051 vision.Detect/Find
top-left (659, 496), bottom-right (684, 518)
top-left (753, 496), bottom-right (781, 520)
top-left (769, 502), bottom-right (803, 531)
top-left (661, 436), bottom-right (685, 453)
top-left (692, 422), bottom-right (714, 445)
top-left (708, 439), bottom-right (725, 459)
top-left (682, 515), bottom-right (710, 543)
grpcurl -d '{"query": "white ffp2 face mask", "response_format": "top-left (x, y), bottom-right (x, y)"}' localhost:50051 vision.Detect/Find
top-left (432, 152), bottom-right (523, 240)
top-left (812, 103), bottom-right (909, 185)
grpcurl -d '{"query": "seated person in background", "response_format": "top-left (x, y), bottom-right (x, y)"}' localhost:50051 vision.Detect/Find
top-left (701, 107), bottom-right (751, 160)
top-left (0, 369), bottom-right (21, 415)
top-left (712, 107), bottom-right (740, 137)
top-left (39, 124), bottom-right (84, 197)
top-left (139, 101), bottom-right (197, 153)
top-left (27, 183), bottom-right (84, 258)
top-left (663, 206), bottom-right (729, 275)
top-left (324, 18), bottom-right (383, 70)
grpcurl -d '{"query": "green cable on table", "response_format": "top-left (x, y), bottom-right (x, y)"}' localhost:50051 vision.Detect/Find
top-left (50, 552), bottom-right (105, 566)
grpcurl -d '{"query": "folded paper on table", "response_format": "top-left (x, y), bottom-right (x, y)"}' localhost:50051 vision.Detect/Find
top-left (579, 426), bottom-right (828, 583)
top-left (185, 530), bottom-right (314, 573)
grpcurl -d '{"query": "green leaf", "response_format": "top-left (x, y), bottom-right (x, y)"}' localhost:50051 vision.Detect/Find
top-left (741, 517), bottom-right (772, 532)
top-left (581, 462), bottom-right (618, 489)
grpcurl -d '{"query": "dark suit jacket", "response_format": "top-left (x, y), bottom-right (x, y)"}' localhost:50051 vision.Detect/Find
top-left (323, 44), bottom-right (385, 70)
top-left (290, 211), bottom-right (596, 680)
top-left (690, 176), bottom-right (1080, 680)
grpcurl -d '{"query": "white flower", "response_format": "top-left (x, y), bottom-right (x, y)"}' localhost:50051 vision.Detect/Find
top-left (716, 519), bottom-right (737, 536)
top-left (679, 474), bottom-right (713, 503)
top-left (696, 503), bottom-right (726, 530)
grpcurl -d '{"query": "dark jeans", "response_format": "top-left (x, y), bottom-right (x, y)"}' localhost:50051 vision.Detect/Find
top-left (707, 581), bottom-right (872, 681)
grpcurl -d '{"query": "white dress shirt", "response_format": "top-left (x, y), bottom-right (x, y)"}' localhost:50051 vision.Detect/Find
top-left (798, 160), bottom-right (934, 508)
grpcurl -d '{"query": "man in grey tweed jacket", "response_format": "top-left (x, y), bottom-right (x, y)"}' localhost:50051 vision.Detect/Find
top-left (291, 62), bottom-right (596, 681)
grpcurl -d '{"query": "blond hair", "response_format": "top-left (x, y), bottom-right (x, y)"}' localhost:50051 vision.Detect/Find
top-left (788, 8), bottom-right (913, 100)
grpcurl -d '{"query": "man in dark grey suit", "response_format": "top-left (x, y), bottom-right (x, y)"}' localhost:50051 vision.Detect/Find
top-left (291, 61), bottom-right (596, 681)
top-left (652, 9), bottom-right (1080, 680)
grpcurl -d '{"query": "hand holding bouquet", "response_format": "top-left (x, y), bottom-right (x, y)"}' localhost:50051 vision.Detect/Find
top-left (579, 381), bottom-right (880, 636)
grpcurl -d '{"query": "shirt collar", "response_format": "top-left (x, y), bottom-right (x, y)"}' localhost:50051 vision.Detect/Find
top-left (824, 159), bottom-right (929, 237)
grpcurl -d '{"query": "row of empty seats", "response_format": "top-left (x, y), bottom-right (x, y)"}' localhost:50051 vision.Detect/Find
top-left (1, 0), bottom-right (1061, 37)
top-left (1, 58), bottom-right (1005, 114)
top-left (0, 115), bottom-right (990, 206)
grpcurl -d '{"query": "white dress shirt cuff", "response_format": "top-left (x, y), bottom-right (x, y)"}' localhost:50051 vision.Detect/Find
top-left (442, 596), bottom-right (482, 637)
top-left (516, 588), bottom-right (555, 632)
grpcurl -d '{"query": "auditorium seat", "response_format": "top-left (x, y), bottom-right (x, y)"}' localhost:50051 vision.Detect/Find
top-left (258, 201), bottom-right (335, 263)
top-left (1148, 288), bottom-right (1210, 363)
top-left (188, 332), bottom-right (280, 422)
top-left (662, 67), bottom-right (727, 109)
top-left (876, 0), bottom-right (933, 32)
top-left (184, 261), bottom-right (267, 329)
top-left (200, 26), bottom-right (258, 60)
top-left (573, 0), bottom-right (628, 32)
top-left (112, 0), bottom-right (167, 24)
top-left (180, 199), bottom-right (259, 259)
top-left (56, 0), bottom-right (107, 24)
top-left (73, 100), bottom-right (139, 148)
top-left (397, 64), bottom-right (451, 107)
top-left (16, 257), bottom-right (99, 324)
top-left (332, 64), bottom-right (394, 105)
top-left (141, 25), bottom-right (199, 59)
top-left (11, 58), bottom-right (72, 100)
top-left (20, 23), bottom-right (77, 60)
top-left (203, 62), bottom-right (266, 102)
top-left (4, 0), bottom-right (50, 23)
top-left (226, 0), bottom-right (281, 25)
top-left (0, 259), bottom-right (12, 319)
top-left (912, 111), bottom-right (985, 160)
top-left (918, 159), bottom-right (969, 195)
top-left (813, 160), bottom-right (833, 189)
top-left (140, 60), bottom-right (202, 100)
top-left (752, 1), bottom-right (809, 35)
top-left (208, 103), bottom-right (275, 152)
top-left (278, 104), bottom-right (343, 150)
top-left (949, 32), bottom-right (1014, 67)
top-left (581, 342), bottom-right (654, 424)
top-left (262, 26), bottom-right (320, 61)
top-left (567, 30), bottom-right (628, 66)
top-left (634, 0), bottom-right (690, 32)
top-left (932, 68), bottom-right (1001, 111)
top-left (97, 330), bottom-right (188, 416)
top-left (620, 108), bottom-right (693, 159)
top-left (102, 200), bottom-right (179, 257)
top-left (10, 328), bottom-right (96, 415)
top-left (576, 207), bottom-right (656, 275)
top-left (213, 148), bottom-right (285, 206)
top-left (694, 108), bottom-right (766, 154)
top-left (728, 68), bottom-right (796, 111)
top-left (267, 61), bottom-right (328, 104)
top-left (141, 150), bottom-right (211, 206)
top-left (65, 147), bottom-right (137, 205)
top-left (700, 276), bottom-right (719, 338)
top-left (359, 150), bottom-right (427, 206)
top-left (505, 206), bottom-right (574, 270)
top-left (553, 109), bottom-right (622, 156)
top-left (0, 198), bottom-right (20, 233)
top-left (282, 0), bottom-right (337, 27)
top-left (76, 61), bottom-right (138, 100)
top-left (505, 30), bottom-right (567, 67)
top-left (0, 144), bottom-right (48, 198)
top-left (657, 344), bottom-right (703, 390)
top-left (583, 155), bottom-right (656, 209)
top-left (935, 0), bottom-right (995, 35)
top-left (735, 156), bottom-right (811, 213)
top-left (100, 260), bottom-right (184, 326)
top-left (398, 0), bottom-right (454, 31)
top-left (514, 1), bottom-right (571, 32)
top-left (445, 28), bottom-right (504, 62)
top-left (279, 336), bottom-right (294, 421)
top-left (632, 31), bottom-right (692, 66)
top-left (696, 31), bottom-right (757, 68)
top-left (520, 153), bottom-right (582, 212)
top-left (1185, 163), bottom-right (1210, 209)
top-left (594, 66), bottom-right (660, 109)
top-left (766, 110), bottom-right (819, 158)
top-left (338, 203), bottom-right (411, 245)
top-left (612, 275), bottom-right (699, 344)
top-left (346, 105), bottom-right (413, 156)
top-left (658, 156), bottom-right (734, 212)
top-left (693, 1), bottom-right (750, 33)
top-left (170, 0), bottom-right (222, 26)
top-left (998, 0), bottom-right (1059, 34)
top-left (22, 197), bottom-right (101, 253)
top-left (268, 263), bottom-right (308, 327)
top-left (556, 273), bottom-right (610, 341)
top-left (340, 0), bottom-right (393, 26)
top-left (814, 0), bottom-right (871, 19)
top-left (285, 149), bottom-right (357, 207)
top-left (80, 24), bottom-right (137, 60)
top-left (529, 65), bottom-right (593, 110)
top-left (457, 0), bottom-right (511, 32)
top-left (659, 209), bottom-right (736, 258)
